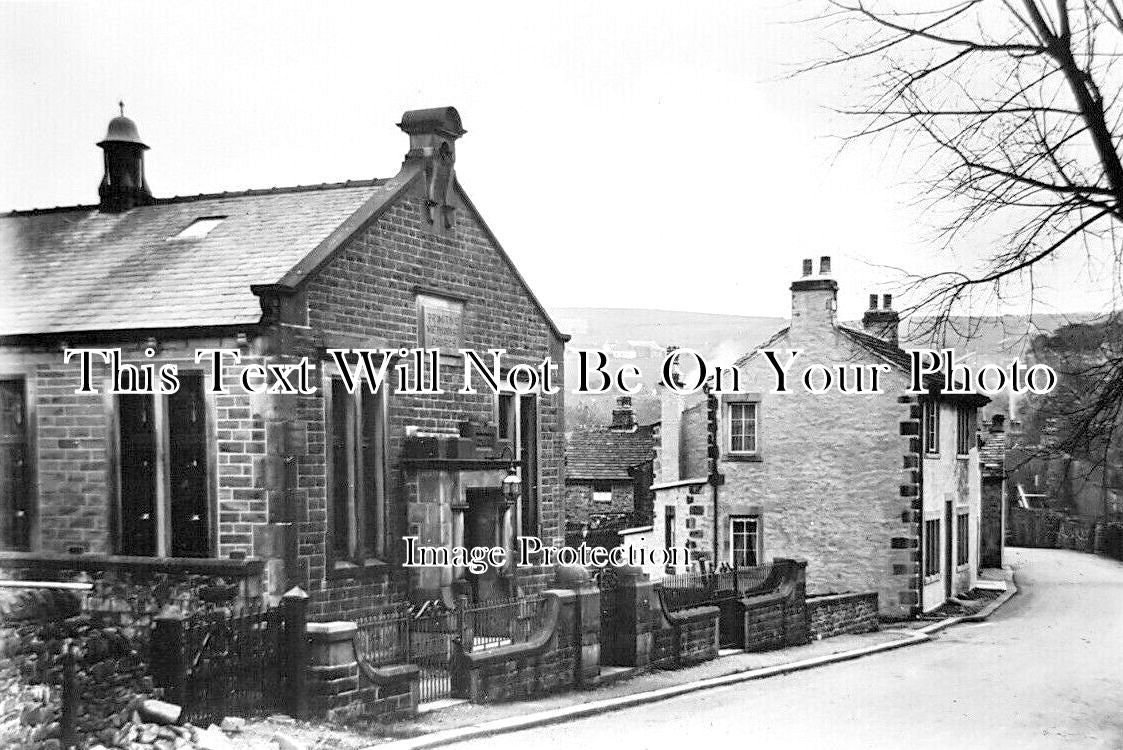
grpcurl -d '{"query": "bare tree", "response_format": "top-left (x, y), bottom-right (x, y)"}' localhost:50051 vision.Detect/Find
top-left (803, 0), bottom-right (1123, 467)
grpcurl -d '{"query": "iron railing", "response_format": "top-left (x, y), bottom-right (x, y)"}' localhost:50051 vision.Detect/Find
top-left (354, 604), bottom-right (457, 704)
top-left (656, 565), bottom-right (774, 612)
top-left (458, 595), bottom-right (549, 653)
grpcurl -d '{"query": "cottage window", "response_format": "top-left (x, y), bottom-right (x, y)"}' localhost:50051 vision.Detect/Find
top-left (923, 401), bottom-right (940, 455)
top-left (592, 481), bottom-right (613, 505)
top-left (0, 378), bottom-right (31, 551)
top-left (956, 406), bottom-right (972, 456)
top-left (326, 377), bottom-right (387, 564)
top-left (496, 389), bottom-right (540, 539)
top-left (727, 402), bottom-right (758, 455)
top-left (923, 518), bottom-right (941, 578)
top-left (730, 515), bottom-right (760, 567)
top-left (957, 512), bottom-right (969, 567)
top-left (116, 373), bottom-right (211, 558)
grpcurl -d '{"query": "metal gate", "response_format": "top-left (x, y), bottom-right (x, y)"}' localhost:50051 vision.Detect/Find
top-left (180, 606), bottom-right (286, 725)
top-left (355, 605), bottom-right (456, 704)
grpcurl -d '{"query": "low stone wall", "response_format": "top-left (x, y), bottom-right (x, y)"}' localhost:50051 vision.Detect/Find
top-left (1007, 507), bottom-right (1066, 548)
top-left (649, 603), bottom-right (720, 668)
top-left (0, 588), bottom-right (150, 750)
top-left (454, 590), bottom-right (583, 703)
top-left (1096, 522), bottom-right (1123, 560)
top-left (1056, 518), bottom-right (1096, 552)
top-left (0, 554), bottom-right (266, 649)
top-left (738, 559), bottom-right (809, 652)
top-left (806, 592), bottom-right (880, 640)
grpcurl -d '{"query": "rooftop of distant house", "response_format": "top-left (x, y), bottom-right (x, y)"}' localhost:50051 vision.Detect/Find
top-left (566, 397), bottom-right (656, 481)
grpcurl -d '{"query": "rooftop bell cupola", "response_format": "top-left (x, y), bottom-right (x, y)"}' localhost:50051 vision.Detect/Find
top-left (97, 103), bottom-right (153, 213)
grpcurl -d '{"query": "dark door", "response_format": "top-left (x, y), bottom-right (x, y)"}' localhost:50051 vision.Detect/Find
top-left (463, 487), bottom-right (506, 602)
top-left (944, 500), bottom-right (954, 600)
top-left (169, 374), bottom-right (209, 557)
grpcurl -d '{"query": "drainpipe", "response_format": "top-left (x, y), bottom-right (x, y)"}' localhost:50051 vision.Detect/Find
top-left (705, 386), bottom-right (720, 569)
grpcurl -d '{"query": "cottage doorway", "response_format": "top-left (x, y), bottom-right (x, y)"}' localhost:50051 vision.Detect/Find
top-left (944, 500), bottom-right (954, 601)
top-left (462, 486), bottom-right (509, 602)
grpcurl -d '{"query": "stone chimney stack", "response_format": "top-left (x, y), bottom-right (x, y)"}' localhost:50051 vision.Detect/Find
top-left (610, 395), bottom-right (637, 432)
top-left (789, 256), bottom-right (838, 343)
top-left (398, 106), bottom-right (465, 228)
top-left (862, 293), bottom-right (900, 346)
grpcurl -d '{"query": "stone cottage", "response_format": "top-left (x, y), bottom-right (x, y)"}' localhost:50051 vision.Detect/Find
top-left (563, 396), bottom-right (655, 543)
top-left (0, 106), bottom-right (567, 621)
top-left (654, 258), bottom-right (988, 619)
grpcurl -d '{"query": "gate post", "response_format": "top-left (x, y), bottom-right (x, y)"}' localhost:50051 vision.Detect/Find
top-left (60, 641), bottom-right (78, 750)
top-left (152, 605), bottom-right (188, 708)
top-left (281, 587), bottom-right (309, 719)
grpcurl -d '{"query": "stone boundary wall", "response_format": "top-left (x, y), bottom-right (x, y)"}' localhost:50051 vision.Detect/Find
top-left (649, 604), bottom-right (720, 668)
top-left (0, 588), bottom-right (151, 750)
top-left (454, 590), bottom-right (583, 703)
top-left (1008, 508), bottom-right (1098, 553)
top-left (0, 555), bottom-right (266, 648)
top-left (806, 592), bottom-right (880, 640)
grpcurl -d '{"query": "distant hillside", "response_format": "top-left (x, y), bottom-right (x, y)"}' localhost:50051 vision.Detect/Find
top-left (552, 307), bottom-right (1102, 428)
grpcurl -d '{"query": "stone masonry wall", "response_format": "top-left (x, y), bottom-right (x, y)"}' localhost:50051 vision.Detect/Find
top-left (297, 183), bottom-right (566, 620)
top-left (712, 331), bottom-right (919, 618)
top-left (564, 482), bottom-right (635, 525)
top-left (0, 589), bottom-right (150, 750)
top-left (0, 337), bottom-right (299, 563)
top-left (806, 592), bottom-right (880, 640)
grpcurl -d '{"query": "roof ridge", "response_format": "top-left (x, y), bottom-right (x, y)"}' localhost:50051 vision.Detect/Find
top-left (3, 178), bottom-right (389, 217)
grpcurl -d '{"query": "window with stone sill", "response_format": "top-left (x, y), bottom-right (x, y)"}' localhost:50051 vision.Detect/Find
top-left (923, 401), bottom-right (940, 455)
top-left (727, 402), bottom-right (759, 456)
top-left (923, 518), bottom-right (941, 578)
top-left (496, 388), bottom-right (540, 539)
top-left (592, 480), bottom-right (612, 505)
top-left (956, 406), bottom-right (972, 456)
top-left (116, 372), bottom-right (210, 558)
top-left (729, 515), bottom-right (760, 567)
top-left (0, 377), bottom-right (31, 551)
top-left (956, 512), bottom-right (970, 567)
top-left (326, 373), bottom-right (388, 568)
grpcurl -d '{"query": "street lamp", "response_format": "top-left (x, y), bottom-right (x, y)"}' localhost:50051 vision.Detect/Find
top-left (502, 465), bottom-right (522, 503)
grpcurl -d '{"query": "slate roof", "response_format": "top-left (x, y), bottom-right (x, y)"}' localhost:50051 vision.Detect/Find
top-left (980, 430), bottom-right (1006, 478)
top-left (732, 323), bottom-right (988, 405)
top-left (0, 179), bottom-right (400, 336)
top-left (566, 425), bottom-right (656, 481)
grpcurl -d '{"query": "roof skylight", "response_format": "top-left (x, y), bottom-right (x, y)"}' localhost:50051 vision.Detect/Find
top-left (171, 216), bottom-right (226, 240)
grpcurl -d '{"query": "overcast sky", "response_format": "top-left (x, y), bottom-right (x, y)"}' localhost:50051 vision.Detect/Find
top-left (1, 1), bottom-right (1115, 322)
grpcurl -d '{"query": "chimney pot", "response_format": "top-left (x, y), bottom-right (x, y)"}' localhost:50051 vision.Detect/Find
top-left (610, 396), bottom-right (637, 432)
top-left (819, 256), bottom-right (831, 275)
top-left (868, 294), bottom-right (878, 310)
top-left (802, 259), bottom-right (813, 277)
top-left (883, 293), bottom-right (892, 310)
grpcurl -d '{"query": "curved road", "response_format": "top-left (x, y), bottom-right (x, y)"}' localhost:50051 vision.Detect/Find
top-left (445, 548), bottom-right (1123, 749)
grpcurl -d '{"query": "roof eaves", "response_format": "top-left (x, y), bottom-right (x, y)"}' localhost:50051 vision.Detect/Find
top-left (276, 167), bottom-right (422, 288)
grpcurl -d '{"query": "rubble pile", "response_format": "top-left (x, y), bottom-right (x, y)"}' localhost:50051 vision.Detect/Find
top-left (0, 589), bottom-right (150, 750)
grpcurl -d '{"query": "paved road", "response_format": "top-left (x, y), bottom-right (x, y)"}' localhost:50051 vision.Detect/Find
top-left (444, 548), bottom-right (1123, 750)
